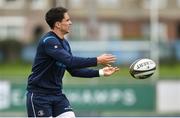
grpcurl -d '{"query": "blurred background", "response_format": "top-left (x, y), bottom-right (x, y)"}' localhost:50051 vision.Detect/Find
top-left (0, 0), bottom-right (180, 117)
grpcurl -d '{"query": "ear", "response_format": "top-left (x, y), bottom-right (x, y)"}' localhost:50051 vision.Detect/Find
top-left (55, 22), bottom-right (61, 28)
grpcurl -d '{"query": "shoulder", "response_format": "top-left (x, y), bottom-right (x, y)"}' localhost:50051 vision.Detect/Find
top-left (40, 33), bottom-right (59, 45)
top-left (42, 36), bottom-right (58, 43)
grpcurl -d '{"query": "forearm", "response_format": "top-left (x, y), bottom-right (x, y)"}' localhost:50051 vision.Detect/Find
top-left (67, 68), bottom-right (99, 78)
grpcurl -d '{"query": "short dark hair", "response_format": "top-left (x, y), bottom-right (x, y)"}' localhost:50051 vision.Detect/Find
top-left (45, 7), bottom-right (68, 29)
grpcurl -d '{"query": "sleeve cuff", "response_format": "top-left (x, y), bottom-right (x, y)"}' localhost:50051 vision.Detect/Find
top-left (99, 69), bottom-right (104, 77)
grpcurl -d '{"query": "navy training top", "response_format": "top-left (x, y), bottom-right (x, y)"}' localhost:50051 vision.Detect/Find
top-left (27, 31), bottom-right (99, 94)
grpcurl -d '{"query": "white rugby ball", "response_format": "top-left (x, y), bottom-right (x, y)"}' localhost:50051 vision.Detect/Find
top-left (129, 58), bottom-right (156, 79)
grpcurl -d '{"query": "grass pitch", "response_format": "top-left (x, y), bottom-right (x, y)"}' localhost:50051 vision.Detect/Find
top-left (0, 62), bottom-right (180, 84)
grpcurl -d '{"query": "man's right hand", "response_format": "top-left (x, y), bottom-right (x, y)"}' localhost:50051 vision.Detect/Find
top-left (97, 54), bottom-right (117, 65)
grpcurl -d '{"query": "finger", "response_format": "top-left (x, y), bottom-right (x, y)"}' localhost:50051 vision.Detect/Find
top-left (106, 64), bottom-right (112, 67)
top-left (107, 57), bottom-right (117, 61)
top-left (104, 54), bottom-right (116, 58)
top-left (107, 61), bottom-right (116, 63)
top-left (107, 67), bottom-right (112, 70)
top-left (107, 55), bottom-right (116, 59)
top-left (114, 67), bottom-right (120, 71)
top-left (108, 58), bottom-right (117, 62)
top-left (104, 54), bottom-right (115, 56)
top-left (115, 68), bottom-right (119, 71)
top-left (114, 67), bottom-right (119, 69)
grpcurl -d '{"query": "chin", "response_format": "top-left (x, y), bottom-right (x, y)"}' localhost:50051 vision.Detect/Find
top-left (67, 30), bottom-right (69, 33)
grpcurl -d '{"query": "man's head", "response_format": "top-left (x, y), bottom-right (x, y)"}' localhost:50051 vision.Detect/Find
top-left (45, 7), bottom-right (72, 34)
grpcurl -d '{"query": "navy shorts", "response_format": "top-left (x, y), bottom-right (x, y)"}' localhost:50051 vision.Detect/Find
top-left (26, 91), bottom-right (73, 117)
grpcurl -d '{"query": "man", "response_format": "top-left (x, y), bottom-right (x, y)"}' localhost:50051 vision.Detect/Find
top-left (26, 7), bottom-right (119, 117)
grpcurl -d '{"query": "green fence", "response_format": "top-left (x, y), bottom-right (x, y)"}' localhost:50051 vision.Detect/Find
top-left (0, 82), bottom-right (156, 113)
top-left (64, 84), bottom-right (155, 111)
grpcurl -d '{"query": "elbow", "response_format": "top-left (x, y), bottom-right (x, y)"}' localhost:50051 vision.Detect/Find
top-left (63, 57), bottom-right (77, 69)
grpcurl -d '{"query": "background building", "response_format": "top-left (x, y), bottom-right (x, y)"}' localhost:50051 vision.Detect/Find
top-left (1, 0), bottom-right (180, 42)
top-left (1, 0), bottom-right (180, 62)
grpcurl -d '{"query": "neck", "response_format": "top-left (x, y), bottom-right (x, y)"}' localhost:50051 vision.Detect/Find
top-left (51, 29), bottom-right (64, 40)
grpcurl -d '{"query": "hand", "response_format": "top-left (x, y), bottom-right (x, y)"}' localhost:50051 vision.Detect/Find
top-left (97, 54), bottom-right (116, 65)
top-left (102, 65), bottom-right (119, 76)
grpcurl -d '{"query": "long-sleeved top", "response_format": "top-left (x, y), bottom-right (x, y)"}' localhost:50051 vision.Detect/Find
top-left (27, 31), bottom-right (99, 94)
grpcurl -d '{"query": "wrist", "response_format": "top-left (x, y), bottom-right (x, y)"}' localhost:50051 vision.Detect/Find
top-left (97, 57), bottom-right (100, 64)
top-left (99, 69), bottom-right (104, 77)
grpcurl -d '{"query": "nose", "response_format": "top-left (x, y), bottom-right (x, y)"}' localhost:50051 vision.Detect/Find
top-left (69, 20), bottom-right (72, 25)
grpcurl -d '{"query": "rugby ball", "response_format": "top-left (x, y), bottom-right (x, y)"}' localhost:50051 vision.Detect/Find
top-left (129, 58), bottom-right (156, 79)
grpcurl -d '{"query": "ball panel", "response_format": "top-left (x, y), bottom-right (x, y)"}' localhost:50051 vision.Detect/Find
top-left (133, 58), bottom-right (156, 71)
top-left (135, 73), bottom-right (153, 79)
top-left (134, 70), bottom-right (155, 77)
top-left (131, 67), bottom-right (156, 75)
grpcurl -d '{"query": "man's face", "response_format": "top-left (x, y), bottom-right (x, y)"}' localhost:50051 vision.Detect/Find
top-left (57, 13), bottom-right (72, 34)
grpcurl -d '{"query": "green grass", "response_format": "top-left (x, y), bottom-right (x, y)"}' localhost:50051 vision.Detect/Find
top-left (159, 64), bottom-right (180, 78)
top-left (0, 62), bottom-right (180, 83)
top-left (0, 62), bottom-right (31, 82)
top-left (0, 63), bottom-right (31, 76)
